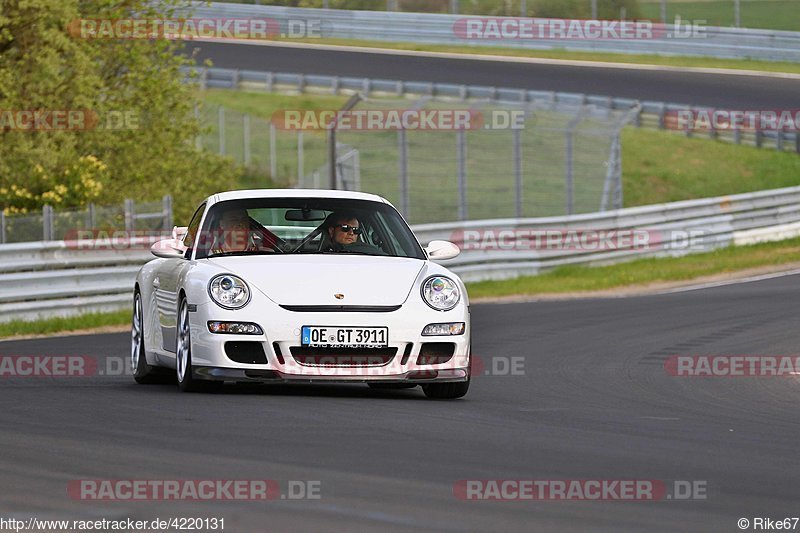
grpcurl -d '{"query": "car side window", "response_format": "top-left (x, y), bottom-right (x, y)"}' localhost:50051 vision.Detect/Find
top-left (183, 203), bottom-right (206, 249)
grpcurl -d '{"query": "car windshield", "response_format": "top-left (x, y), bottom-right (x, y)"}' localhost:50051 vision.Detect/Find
top-left (193, 198), bottom-right (426, 260)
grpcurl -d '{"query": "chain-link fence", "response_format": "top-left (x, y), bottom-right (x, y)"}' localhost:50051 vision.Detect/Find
top-left (199, 97), bottom-right (637, 225)
top-left (0, 197), bottom-right (172, 244)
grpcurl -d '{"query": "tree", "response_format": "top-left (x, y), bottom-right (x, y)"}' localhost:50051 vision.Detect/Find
top-left (0, 0), bottom-right (238, 221)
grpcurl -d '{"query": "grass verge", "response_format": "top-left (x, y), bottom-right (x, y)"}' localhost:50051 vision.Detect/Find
top-left (0, 309), bottom-right (131, 340)
top-left (466, 236), bottom-right (800, 298)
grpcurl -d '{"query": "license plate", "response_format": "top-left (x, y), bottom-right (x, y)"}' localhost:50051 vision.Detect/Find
top-left (301, 326), bottom-right (388, 348)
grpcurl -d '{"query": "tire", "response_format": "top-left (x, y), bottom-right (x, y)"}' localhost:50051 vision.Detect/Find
top-left (131, 290), bottom-right (160, 384)
top-left (422, 379), bottom-right (470, 399)
top-left (367, 383), bottom-right (417, 390)
top-left (176, 297), bottom-right (222, 393)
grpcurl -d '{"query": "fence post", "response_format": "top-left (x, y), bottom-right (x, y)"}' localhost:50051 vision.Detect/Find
top-left (243, 114), bottom-right (251, 166)
top-left (564, 112), bottom-right (583, 216)
top-left (398, 129), bottom-right (409, 219)
top-left (124, 199), bottom-right (135, 232)
top-left (218, 106), bottom-right (226, 155)
top-left (297, 131), bottom-right (304, 187)
top-left (88, 203), bottom-right (96, 229)
top-left (270, 122), bottom-right (277, 180)
top-left (513, 127), bottom-right (523, 218)
top-left (42, 205), bottom-right (54, 241)
top-left (456, 129), bottom-right (467, 221)
top-left (162, 195), bottom-right (173, 230)
top-left (194, 104), bottom-right (202, 150)
top-left (0, 210), bottom-right (5, 244)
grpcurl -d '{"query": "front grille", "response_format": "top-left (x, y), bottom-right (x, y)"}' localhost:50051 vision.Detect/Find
top-left (279, 305), bottom-right (402, 313)
top-left (289, 347), bottom-right (397, 367)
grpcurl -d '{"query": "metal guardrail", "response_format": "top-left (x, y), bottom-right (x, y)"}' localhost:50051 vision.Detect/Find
top-left (189, 66), bottom-right (799, 153)
top-left (188, 3), bottom-right (800, 62)
top-left (2, 186), bottom-right (800, 322)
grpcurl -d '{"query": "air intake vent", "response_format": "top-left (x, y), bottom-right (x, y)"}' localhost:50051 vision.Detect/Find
top-left (225, 342), bottom-right (268, 364)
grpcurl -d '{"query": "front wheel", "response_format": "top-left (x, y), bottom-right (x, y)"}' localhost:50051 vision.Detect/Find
top-left (422, 379), bottom-right (470, 399)
top-left (176, 297), bottom-right (221, 393)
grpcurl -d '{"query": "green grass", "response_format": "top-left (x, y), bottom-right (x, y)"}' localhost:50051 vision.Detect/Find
top-left (265, 36), bottom-right (800, 75)
top-left (622, 128), bottom-right (800, 206)
top-left (639, 0), bottom-right (800, 32)
top-left (466, 236), bottom-right (800, 298)
top-left (0, 309), bottom-right (131, 339)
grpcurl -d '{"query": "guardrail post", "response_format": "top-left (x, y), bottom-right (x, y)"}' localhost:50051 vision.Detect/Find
top-left (398, 129), bottom-right (409, 218)
top-left (777, 131), bottom-right (784, 152)
top-left (124, 199), bottom-right (135, 232)
top-left (755, 129), bottom-right (764, 148)
top-left (297, 131), bottom-right (304, 187)
top-left (231, 69), bottom-right (240, 90)
top-left (795, 133), bottom-right (800, 154)
top-left (270, 122), bottom-right (277, 180)
top-left (162, 195), bottom-right (173, 230)
top-left (200, 67), bottom-right (208, 91)
top-left (266, 72), bottom-right (274, 92)
top-left (0, 210), bottom-right (5, 244)
top-left (42, 205), bottom-right (54, 241)
top-left (243, 114), bottom-right (251, 166)
top-left (513, 127), bottom-right (523, 218)
top-left (218, 106), bottom-right (226, 155)
top-left (331, 76), bottom-right (339, 95)
top-left (298, 74), bottom-right (306, 93)
top-left (456, 129), bottom-right (467, 220)
top-left (658, 104), bottom-right (666, 129)
top-left (733, 126), bottom-right (742, 145)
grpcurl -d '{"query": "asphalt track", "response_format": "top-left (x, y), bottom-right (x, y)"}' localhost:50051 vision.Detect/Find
top-left (1, 274), bottom-right (799, 531)
top-left (190, 41), bottom-right (800, 109)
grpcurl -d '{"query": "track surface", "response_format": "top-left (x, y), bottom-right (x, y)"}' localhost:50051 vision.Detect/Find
top-left (1, 275), bottom-right (798, 531)
top-left (191, 41), bottom-right (800, 108)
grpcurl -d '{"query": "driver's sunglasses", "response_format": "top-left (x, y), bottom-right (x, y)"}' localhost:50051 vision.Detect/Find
top-left (336, 224), bottom-right (362, 235)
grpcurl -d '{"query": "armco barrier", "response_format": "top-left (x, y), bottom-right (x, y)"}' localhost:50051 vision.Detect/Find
top-left (187, 3), bottom-right (800, 62)
top-left (1, 185), bottom-right (800, 322)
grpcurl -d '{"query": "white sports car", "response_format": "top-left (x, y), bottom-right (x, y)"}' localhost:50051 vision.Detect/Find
top-left (131, 189), bottom-right (471, 399)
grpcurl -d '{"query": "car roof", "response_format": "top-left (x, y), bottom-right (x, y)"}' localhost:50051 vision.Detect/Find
top-left (206, 189), bottom-right (390, 207)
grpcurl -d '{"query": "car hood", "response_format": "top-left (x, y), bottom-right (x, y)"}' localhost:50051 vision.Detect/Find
top-left (206, 255), bottom-right (426, 306)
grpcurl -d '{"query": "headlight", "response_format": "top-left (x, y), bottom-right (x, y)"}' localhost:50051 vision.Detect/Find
top-left (421, 276), bottom-right (461, 311)
top-left (208, 274), bottom-right (250, 309)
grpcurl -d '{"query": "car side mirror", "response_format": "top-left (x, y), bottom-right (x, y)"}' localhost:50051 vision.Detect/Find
top-left (151, 226), bottom-right (188, 258)
top-left (425, 240), bottom-right (460, 260)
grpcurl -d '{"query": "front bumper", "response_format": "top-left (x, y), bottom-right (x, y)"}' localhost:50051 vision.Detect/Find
top-left (187, 296), bottom-right (470, 383)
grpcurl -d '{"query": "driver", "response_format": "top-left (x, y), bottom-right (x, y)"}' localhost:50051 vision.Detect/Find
top-left (325, 212), bottom-right (385, 255)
